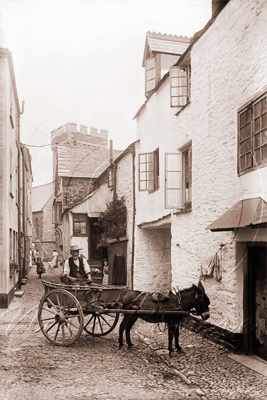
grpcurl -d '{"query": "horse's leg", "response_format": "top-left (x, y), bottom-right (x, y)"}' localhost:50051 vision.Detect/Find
top-left (175, 320), bottom-right (182, 351)
top-left (119, 315), bottom-right (129, 347)
top-left (125, 316), bottom-right (138, 346)
top-left (168, 322), bottom-right (175, 355)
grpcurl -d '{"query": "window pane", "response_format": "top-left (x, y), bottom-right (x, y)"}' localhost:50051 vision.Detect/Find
top-left (139, 172), bottom-right (147, 181)
top-left (262, 97), bottom-right (267, 113)
top-left (172, 77), bottom-right (179, 86)
top-left (240, 112), bottom-right (246, 128)
top-left (171, 87), bottom-right (179, 96)
top-left (255, 101), bottom-right (261, 118)
top-left (178, 77), bottom-right (187, 86)
top-left (246, 108), bottom-right (252, 123)
top-left (147, 153), bottom-right (153, 163)
top-left (245, 123), bottom-right (251, 138)
top-left (254, 133), bottom-right (260, 149)
top-left (261, 113), bottom-right (267, 129)
top-left (146, 69), bottom-right (155, 80)
top-left (262, 144), bottom-right (267, 161)
top-left (179, 96), bottom-right (187, 106)
top-left (140, 181), bottom-right (147, 190)
top-left (147, 171), bottom-right (153, 181)
top-left (140, 163), bottom-right (147, 172)
top-left (246, 153), bottom-right (252, 167)
top-left (240, 142), bottom-right (246, 156)
top-left (255, 149), bottom-right (261, 163)
top-left (146, 79), bottom-right (155, 91)
top-left (262, 129), bottom-right (267, 145)
top-left (255, 117), bottom-right (261, 132)
top-left (171, 97), bottom-right (179, 107)
top-left (179, 68), bottom-right (186, 77)
top-left (140, 154), bottom-right (146, 163)
top-left (146, 57), bottom-right (155, 70)
top-left (179, 87), bottom-right (187, 96)
top-left (240, 155), bottom-right (246, 171)
top-left (240, 126), bottom-right (246, 141)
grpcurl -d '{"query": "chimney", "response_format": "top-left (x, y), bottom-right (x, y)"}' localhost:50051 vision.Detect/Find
top-left (80, 124), bottom-right (87, 134)
top-left (90, 127), bottom-right (98, 136)
top-left (212, 0), bottom-right (229, 18)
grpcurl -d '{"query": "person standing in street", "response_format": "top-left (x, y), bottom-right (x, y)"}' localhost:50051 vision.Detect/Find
top-left (51, 249), bottom-right (58, 268)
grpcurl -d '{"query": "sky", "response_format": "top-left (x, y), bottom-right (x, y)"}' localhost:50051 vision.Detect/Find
top-left (1, 0), bottom-right (211, 187)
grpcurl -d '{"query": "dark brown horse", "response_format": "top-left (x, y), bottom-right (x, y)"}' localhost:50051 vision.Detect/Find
top-left (118, 281), bottom-right (210, 354)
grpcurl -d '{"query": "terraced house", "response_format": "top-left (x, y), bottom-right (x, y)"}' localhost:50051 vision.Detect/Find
top-left (0, 48), bottom-right (33, 307)
top-left (133, 0), bottom-right (267, 360)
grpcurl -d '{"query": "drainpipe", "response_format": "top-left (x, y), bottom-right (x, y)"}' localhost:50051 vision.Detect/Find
top-left (131, 149), bottom-right (136, 290)
top-left (17, 101), bottom-right (24, 289)
top-left (22, 149), bottom-right (26, 279)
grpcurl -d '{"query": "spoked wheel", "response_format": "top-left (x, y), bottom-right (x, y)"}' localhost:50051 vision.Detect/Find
top-left (38, 289), bottom-right (84, 346)
top-left (83, 312), bottom-right (119, 336)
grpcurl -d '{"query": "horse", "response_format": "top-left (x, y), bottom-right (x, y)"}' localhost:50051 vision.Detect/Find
top-left (118, 281), bottom-right (210, 355)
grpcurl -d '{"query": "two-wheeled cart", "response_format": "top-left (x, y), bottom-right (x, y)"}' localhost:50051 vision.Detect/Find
top-left (38, 280), bottom-right (189, 347)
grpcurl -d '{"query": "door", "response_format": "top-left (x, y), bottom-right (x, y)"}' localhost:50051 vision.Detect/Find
top-left (247, 246), bottom-right (267, 360)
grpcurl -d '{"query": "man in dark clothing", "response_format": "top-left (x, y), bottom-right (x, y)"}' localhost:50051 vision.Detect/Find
top-left (63, 244), bottom-right (92, 283)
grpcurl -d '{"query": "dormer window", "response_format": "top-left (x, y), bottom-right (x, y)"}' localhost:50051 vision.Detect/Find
top-left (143, 32), bottom-right (190, 98)
top-left (170, 65), bottom-right (191, 109)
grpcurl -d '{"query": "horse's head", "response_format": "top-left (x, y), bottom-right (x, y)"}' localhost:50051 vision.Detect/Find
top-left (193, 281), bottom-right (210, 320)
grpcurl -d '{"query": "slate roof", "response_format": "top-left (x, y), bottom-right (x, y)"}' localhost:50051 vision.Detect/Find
top-left (142, 32), bottom-right (191, 67)
top-left (32, 182), bottom-right (54, 212)
top-left (57, 145), bottom-right (122, 178)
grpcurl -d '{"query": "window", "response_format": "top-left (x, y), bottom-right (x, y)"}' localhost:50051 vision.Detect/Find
top-left (238, 91), bottom-right (267, 174)
top-left (73, 214), bottom-right (87, 236)
top-left (89, 218), bottom-right (102, 259)
top-left (145, 55), bottom-right (160, 97)
top-left (165, 143), bottom-right (192, 210)
top-left (139, 148), bottom-right (159, 192)
top-left (182, 145), bottom-right (192, 207)
top-left (108, 166), bottom-right (113, 188)
top-left (9, 229), bottom-right (12, 260)
top-left (170, 65), bottom-right (191, 109)
top-left (10, 149), bottom-right (13, 197)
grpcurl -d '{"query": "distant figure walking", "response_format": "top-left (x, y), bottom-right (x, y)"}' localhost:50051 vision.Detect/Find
top-left (36, 257), bottom-right (45, 279)
top-left (51, 249), bottom-right (58, 268)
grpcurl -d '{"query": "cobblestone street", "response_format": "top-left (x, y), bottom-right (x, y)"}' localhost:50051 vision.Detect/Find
top-left (0, 266), bottom-right (267, 400)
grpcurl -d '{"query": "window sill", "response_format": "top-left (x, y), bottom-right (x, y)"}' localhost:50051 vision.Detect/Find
top-left (148, 188), bottom-right (159, 195)
top-left (175, 101), bottom-right (190, 116)
top-left (173, 203), bottom-right (192, 215)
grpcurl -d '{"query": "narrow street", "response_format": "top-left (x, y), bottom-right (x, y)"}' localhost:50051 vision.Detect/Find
top-left (0, 266), bottom-right (267, 400)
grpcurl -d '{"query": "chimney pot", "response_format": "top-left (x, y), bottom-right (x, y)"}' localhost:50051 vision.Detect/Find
top-left (80, 124), bottom-right (88, 134)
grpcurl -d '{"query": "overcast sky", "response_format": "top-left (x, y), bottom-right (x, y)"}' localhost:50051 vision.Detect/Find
top-left (1, 0), bottom-right (211, 187)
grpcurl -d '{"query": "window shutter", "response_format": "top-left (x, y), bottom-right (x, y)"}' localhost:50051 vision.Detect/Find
top-left (165, 153), bottom-right (182, 209)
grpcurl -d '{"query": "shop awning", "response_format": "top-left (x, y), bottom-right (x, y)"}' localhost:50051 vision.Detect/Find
top-left (206, 197), bottom-right (267, 232)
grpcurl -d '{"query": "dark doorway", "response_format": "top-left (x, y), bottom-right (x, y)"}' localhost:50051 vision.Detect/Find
top-left (244, 245), bottom-right (267, 360)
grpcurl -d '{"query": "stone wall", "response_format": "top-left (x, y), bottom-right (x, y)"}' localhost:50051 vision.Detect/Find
top-left (62, 177), bottom-right (95, 210)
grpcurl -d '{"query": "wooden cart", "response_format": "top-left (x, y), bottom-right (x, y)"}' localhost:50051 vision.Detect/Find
top-left (38, 280), bottom-right (189, 347)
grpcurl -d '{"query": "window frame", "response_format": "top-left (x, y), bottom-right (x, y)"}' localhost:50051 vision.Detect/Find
top-left (170, 65), bottom-right (191, 109)
top-left (181, 143), bottom-right (192, 209)
top-left (138, 148), bottom-right (159, 193)
top-left (73, 213), bottom-right (87, 237)
top-left (145, 54), bottom-right (161, 97)
top-left (238, 88), bottom-right (267, 175)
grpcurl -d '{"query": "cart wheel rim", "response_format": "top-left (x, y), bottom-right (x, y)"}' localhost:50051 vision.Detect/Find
top-left (38, 289), bottom-right (84, 346)
top-left (83, 312), bottom-right (119, 336)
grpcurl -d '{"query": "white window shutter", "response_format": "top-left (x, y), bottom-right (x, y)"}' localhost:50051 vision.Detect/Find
top-left (145, 56), bottom-right (156, 94)
top-left (165, 153), bottom-right (182, 209)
